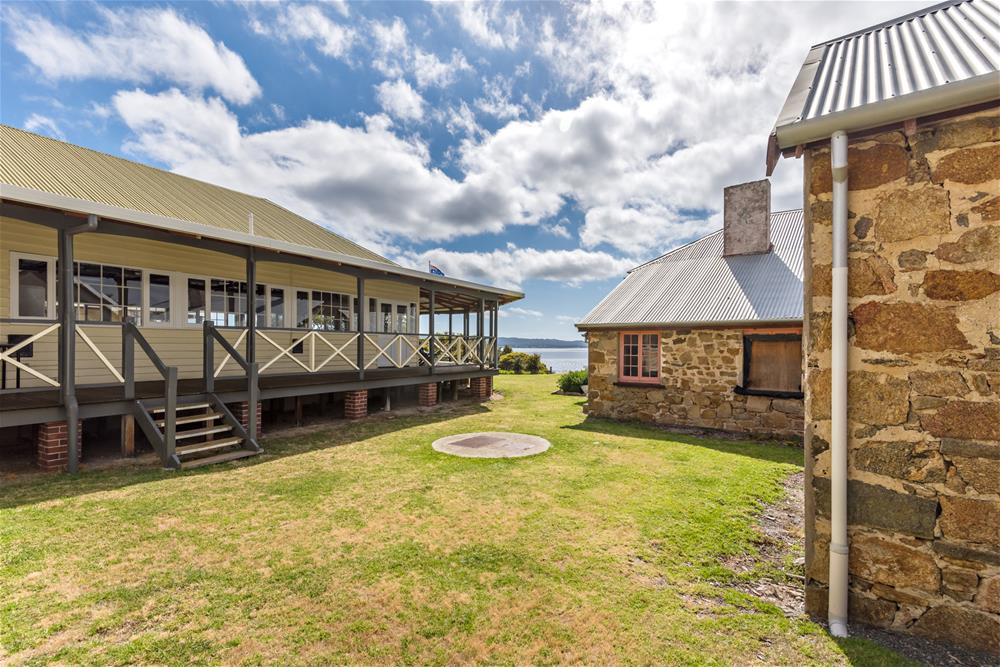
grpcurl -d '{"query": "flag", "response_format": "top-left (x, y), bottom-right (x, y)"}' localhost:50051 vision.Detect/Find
top-left (429, 262), bottom-right (445, 276)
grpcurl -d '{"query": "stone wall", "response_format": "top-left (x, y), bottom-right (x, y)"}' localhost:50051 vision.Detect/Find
top-left (802, 107), bottom-right (1000, 653)
top-left (586, 328), bottom-right (803, 440)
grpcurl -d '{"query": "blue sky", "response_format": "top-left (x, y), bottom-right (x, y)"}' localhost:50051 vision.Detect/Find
top-left (1, 1), bottom-right (923, 338)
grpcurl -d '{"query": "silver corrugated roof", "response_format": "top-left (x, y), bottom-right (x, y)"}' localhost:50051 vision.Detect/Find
top-left (769, 0), bottom-right (1000, 169)
top-left (577, 210), bottom-right (803, 329)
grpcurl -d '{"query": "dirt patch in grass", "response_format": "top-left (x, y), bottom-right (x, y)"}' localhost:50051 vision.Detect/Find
top-left (722, 470), bottom-right (805, 617)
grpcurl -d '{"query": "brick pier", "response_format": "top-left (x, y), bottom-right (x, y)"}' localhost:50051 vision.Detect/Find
top-left (35, 420), bottom-right (82, 472)
top-left (344, 390), bottom-right (368, 419)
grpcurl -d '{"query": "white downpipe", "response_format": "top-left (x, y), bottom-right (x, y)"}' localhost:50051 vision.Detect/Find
top-left (829, 130), bottom-right (849, 638)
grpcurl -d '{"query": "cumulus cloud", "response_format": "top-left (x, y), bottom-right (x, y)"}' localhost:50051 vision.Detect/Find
top-left (7, 6), bottom-right (260, 104)
top-left (369, 17), bottom-right (472, 88)
top-left (23, 113), bottom-right (65, 140)
top-left (398, 245), bottom-right (634, 289)
top-left (375, 79), bottom-right (425, 122)
top-left (249, 3), bottom-right (355, 59)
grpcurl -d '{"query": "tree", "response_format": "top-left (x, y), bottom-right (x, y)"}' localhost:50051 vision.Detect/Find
top-left (500, 344), bottom-right (513, 356)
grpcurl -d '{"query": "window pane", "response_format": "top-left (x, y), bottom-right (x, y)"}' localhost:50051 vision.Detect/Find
top-left (747, 338), bottom-right (802, 392)
top-left (17, 259), bottom-right (48, 317)
top-left (149, 274), bottom-right (170, 324)
top-left (270, 288), bottom-right (284, 328)
top-left (641, 334), bottom-right (659, 378)
top-left (255, 284), bottom-right (267, 328)
top-left (187, 278), bottom-right (206, 324)
top-left (381, 303), bottom-right (393, 333)
top-left (296, 291), bottom-right (309, 328)
top-left (369, 298), bottom-right (377, 331)
top-left (622, 334), bottom-right (639, 377)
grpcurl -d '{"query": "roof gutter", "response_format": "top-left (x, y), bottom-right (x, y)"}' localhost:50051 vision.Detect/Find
top-left (575, 317), bottom-right (802, 331)
top-left (0, 184), bottom-right (524, 303)
top-left (767, 71), bottom-right (1000, 175)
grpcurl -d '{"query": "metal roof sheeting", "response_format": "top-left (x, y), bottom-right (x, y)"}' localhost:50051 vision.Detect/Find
top-left (771, 0), bottom-right (1000, 152)
top-left (578, 210), bottom-right (803, 328)
top-left (0, 124), bottom-right (393, 265)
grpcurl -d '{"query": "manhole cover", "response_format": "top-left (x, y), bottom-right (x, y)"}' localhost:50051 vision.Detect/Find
top-left (432, 432), bottom-right (551, 458)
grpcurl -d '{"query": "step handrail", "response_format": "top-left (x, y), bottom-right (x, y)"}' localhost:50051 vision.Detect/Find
top-left (122, 322), bottom-right (180, 468)
top-left (202, 322), bottom-right (259, 447)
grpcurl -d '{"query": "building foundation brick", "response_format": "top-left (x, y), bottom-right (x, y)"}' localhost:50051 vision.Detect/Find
top-left (35, 420), bottom-right (82, 472)
top-left (418, 383), bottom-right (438, 407)
top-left (231, 401), bottom-right (262, 439)
top-left (470, 376), bottom-right (493, 399)
top-left (344, 390), bottom-right (368, 419)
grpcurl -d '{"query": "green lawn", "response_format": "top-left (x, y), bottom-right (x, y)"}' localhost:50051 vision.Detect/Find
top-left (1, 375), bottom-right (914, 666)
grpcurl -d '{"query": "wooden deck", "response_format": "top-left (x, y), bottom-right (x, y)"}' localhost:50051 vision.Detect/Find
top-left (0, 364), bottom-right (493, 425)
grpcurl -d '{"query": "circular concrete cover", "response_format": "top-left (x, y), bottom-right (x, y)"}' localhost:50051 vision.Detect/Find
top-left (431, 432), bottom-right (551, 458)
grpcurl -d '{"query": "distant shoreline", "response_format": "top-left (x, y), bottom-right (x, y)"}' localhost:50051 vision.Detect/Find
top-left (499, 337), bottom-right (586, 349)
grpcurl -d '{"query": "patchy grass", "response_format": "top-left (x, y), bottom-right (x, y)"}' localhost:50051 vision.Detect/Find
top-left (1, 375), bottom-right (911, 665)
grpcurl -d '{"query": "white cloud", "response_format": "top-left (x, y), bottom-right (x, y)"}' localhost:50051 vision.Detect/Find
top-left (451, 1), bottom-right (523, 50)
top-left (375, 79), bottom-right (426, 122)
top-left (398, 245), bottom-right (634, 289)
top-left (250, 3), bottom-right (355, 60)
top-left (474, 75), bottom-right (524, 120)
top-left (369, 17), bottom-right (471, 89)
top-left (23, 113), bottom-right (64, 140)
top-left (544, 220), bottom-right (572, 239)
top-left (504, 306), bottom-right (544, 318)
top-left (554, 315), bottom-right (580, 324)
top-left (7, 7), bottom-right (260, 104)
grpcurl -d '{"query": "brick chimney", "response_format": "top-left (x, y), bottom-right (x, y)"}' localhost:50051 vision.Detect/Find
top-left (723, 179), bottom-right (771, 256)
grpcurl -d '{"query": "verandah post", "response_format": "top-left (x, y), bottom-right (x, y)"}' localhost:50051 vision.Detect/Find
top-left (428, 289), bottom-right (436, 374)
top-left (58, 227), bottom-right (80, 472)
top-left (203, 320), bottom-right (214, 393)
top-left (478, 297), bottom-right (485, 369)
top-left (246, 247), bottom-right (256, 365)
top-left (357, 275), bottom-right (365, 380)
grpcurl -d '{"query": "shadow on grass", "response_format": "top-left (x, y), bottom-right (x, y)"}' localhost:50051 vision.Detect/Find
top-left (563, 415), bottom-right (803, 466)
top-left (0, 400), bottom-right (491, 510)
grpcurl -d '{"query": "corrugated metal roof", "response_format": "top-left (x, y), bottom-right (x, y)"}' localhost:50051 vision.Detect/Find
top-left (0, 124), bottom-right (393, 265)
top-left (578, 210), bottom-right (803, 328)
top-left (771, 0), bottom-right (1000, 156)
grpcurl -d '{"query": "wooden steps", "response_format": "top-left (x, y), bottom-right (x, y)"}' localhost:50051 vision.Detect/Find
top-left (180, 449), bottom-right (259, 469)
top-left (140, 395), bottom-right (260, 469)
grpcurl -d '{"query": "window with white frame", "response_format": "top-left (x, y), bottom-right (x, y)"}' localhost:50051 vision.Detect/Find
top-left (71, 262), bottom-right (143, 324)
top-left (148, 273), bottom-right (171, 324)
top-left (13, 254), bottom-right (53, 318)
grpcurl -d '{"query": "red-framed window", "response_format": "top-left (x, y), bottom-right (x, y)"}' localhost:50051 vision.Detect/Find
top-left (619, 332), bottom-right (660, 383)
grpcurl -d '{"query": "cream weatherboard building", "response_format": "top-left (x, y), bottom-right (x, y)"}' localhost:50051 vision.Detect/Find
top-left (577, 179), bottom-right (805, 441)
top-left (768, 0), bottom-right (999, 654)
top-left (0, 125), bottom-right (521, 471)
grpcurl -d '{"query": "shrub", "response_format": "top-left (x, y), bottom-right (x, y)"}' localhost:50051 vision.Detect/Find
top-left (557, 370), bottom-right (588, 393)
top-left (498, 351), bottom-right (547, 374)
top-left (500, 344), bottom-right (513, 356)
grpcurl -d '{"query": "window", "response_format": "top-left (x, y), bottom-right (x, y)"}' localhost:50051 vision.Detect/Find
top-left (187, 278), bottom-right (207, 324)
top-left (148, 273), bottom-right (171, 324)
top-left (619, 332), bottom-right (659, 383)
top-left (311, 290), bottom-right (351, 331)
top-left (740, 334), bottom-right (802, 396)
top-left (75, 262), bottom-right (142, 324)
top-left (16, 256), bottom-right (50, 317)
top-left (296, 290), bottom-right (310, 328)
top-left (269, 288), bottom-right (285, 328)
top-left (254, 284), bottom-right (267, 328)
top-left (210, 279), bottom-right (247, 327)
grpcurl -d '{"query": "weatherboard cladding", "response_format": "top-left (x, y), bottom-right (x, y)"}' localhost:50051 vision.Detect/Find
top-left (578, 210), bottom-right (803, 328)
top-left (776, 0), bottom-right (999, 130)
top-left (0, 124), bottom-right (391, 265)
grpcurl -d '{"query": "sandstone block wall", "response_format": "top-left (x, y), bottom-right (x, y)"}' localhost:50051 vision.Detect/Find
top-left (586, 328), bottom-right (803, 440)
top-left (802, 107), bottom-right (1000, 653)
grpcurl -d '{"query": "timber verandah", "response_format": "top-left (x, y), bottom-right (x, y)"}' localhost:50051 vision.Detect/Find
top-left (0, 201), bottom-right (507, 471)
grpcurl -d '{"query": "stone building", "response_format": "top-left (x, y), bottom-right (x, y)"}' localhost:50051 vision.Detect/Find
top-left (577, 181), bottom-right (804, 441)
top-left (767, 0), bottom-right (999, 653)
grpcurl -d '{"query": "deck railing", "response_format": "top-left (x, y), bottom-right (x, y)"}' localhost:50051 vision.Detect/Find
top-left (0, 320), bottom-right (498, 394)
top-left (123, 322), bottom-right (180, 466)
